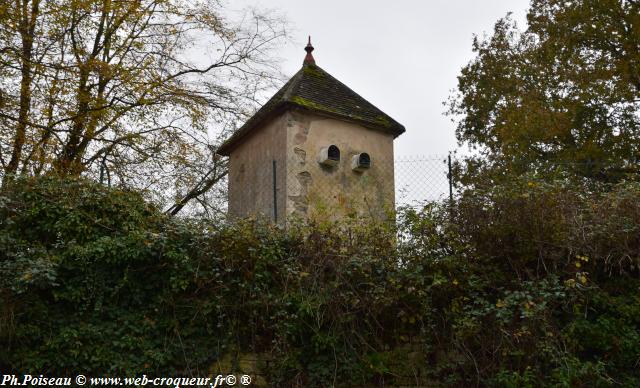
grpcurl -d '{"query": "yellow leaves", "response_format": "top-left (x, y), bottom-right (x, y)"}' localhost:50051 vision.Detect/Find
top-left (452, 279), bottom-right (459, 286)
top-left (85, 58), bottom-right (116, 78)
top-left (513, 327), bottom-right (531, 340)
top-left (579, 273), bottom-right (588, 285)
top-left (496, 299), bottom-right (506, 308)
top-left (574, 255), bottom-right (589, 269)
top-left (565, 272), bottom-right (588, 288)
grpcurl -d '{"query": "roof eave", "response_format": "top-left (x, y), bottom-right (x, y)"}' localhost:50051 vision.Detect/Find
top-left (216, 103), bottom-right (289, 156)
top-left (217, 102), bottom-right (405, 156)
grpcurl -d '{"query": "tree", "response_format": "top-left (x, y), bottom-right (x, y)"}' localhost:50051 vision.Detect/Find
top-left (448, 0), bottom-right (640, 184)
top-left (0, 0), bottom-right (287, 216)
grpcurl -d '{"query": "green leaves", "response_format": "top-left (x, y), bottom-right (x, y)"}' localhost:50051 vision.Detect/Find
top-left (2, 176), bottom-right (640, 385)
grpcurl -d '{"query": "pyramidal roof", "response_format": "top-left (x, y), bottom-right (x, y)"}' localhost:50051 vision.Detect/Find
top-left (217, 40), bottom-right (405, 156)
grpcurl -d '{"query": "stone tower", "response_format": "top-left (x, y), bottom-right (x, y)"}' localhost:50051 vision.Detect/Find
top-left (217, 38), bottom-right (405, 222)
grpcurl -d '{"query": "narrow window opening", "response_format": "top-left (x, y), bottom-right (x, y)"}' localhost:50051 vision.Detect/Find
top-left (327, 145), bottom-right (340, 161)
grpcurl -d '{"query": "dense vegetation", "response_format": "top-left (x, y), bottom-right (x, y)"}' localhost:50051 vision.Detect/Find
top-left (1, 176), bottom-right (639, 387)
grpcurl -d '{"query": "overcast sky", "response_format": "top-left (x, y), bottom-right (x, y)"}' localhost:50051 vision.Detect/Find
top-left (234, 0), bottom-right (531, 157)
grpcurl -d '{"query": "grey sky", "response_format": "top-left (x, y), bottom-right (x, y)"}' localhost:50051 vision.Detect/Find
top-left (234, 0), bottom-right (530, 156)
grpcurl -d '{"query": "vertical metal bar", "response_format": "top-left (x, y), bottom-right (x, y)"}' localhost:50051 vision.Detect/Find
top-left (272, 160), bottom-right (278, 223)
top-left (448, 154), bottom-right (453, 202)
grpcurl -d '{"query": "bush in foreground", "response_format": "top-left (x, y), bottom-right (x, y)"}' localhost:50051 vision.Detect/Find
top-left (1, 176), bottom-right (639, 386)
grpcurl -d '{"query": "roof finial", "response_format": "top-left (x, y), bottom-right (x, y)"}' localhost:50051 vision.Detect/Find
top-left (304, 36), bottom-right (315, 65)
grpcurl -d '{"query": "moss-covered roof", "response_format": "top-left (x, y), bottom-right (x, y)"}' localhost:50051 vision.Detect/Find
top-left (217, 63), bottom-right (405, 156)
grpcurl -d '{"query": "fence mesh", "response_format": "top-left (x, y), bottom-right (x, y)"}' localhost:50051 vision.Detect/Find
top-left (394, 156), bottom-right (452, 207)
top-left (219, 155), bottom-right (640, 221)
top-left (225, 155), bottom-right (452, 222)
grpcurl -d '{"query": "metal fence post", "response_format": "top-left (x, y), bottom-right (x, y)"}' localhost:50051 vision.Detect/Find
top-left (272, 160), bottom-right (278, 223)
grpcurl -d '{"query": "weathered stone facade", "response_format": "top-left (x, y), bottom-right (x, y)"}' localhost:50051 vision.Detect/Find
top-left (227, 112), bottom-right (287, 220)
top-left (284, 110), bottom-right (395, 221)
top-left (227, 109), bottom-right (395, 222)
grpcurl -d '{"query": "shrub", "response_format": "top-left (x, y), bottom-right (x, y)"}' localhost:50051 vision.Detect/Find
top-left (1, 176), bottom-right (639, 386)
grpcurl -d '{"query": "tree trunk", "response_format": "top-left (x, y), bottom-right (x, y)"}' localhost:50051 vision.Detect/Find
top-left (4, 0), bottom-right (40, 183)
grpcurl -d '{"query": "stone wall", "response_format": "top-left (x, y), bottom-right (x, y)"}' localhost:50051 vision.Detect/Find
top-left (227, 108), bottom-right (397, 223)
top-left (284, 109), bottom-right (396, 221)
top-left (227, 112), bottom-right (287, 221)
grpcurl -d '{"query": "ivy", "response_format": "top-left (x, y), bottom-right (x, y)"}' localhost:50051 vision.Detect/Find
top-left (1, 176), bottom-right (640, 386)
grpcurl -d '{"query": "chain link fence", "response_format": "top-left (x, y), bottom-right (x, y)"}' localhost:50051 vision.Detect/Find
top-left (226, 155), bottom-right (453, 222)
top-left (394, 155), bottom-right (452, 207)
top-left (221, 154), bottom-right (640, 221)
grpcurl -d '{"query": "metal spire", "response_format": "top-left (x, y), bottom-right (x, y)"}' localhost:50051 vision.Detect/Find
top-left (304, 36), bottom-right (315, 65)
